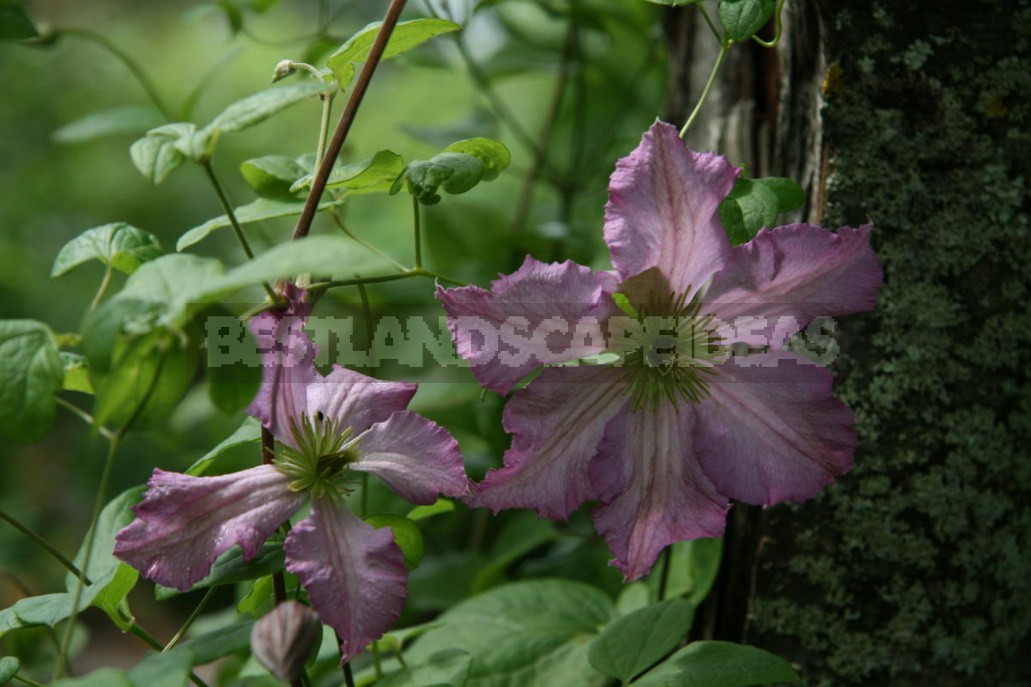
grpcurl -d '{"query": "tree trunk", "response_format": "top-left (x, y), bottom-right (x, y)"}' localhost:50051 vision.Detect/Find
top-left (666, 1), bottom-right (1031, 685)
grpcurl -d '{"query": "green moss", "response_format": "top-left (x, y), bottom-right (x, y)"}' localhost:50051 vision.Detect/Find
top-left (746, 1), bottom-right (1031, 684)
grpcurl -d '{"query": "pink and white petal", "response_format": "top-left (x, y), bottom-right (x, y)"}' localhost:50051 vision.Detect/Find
top-left (604, 122), bottom-right (739, 297)
top-left (352, 411), bottom-right (469, 504)
top-left (306, 366), bottom-right (416, 436)
top-left (589, 402), bottom-right (729, 581)
top-left (435, 257), bottom-right (618, 395)
top-left (114, 466), bottom-right (302, 591)
top-left (248, 286), bottom-right (319, 447)
top-left (285, 500), bottom-right (407, 663)
top-left (469, 364), bottom-right (628, 519)
top-left (696, 351), bottom-right (858, 505)
top-left (704, 224), bottom-right (882, 347)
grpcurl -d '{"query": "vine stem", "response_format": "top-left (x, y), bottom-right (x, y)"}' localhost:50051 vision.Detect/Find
top-left (752, 0), bottom-right (787, 47)
top-left (163, 586), bottom-right (217, 651)
top-left (657, 548), bottom-right (672, 602)
top-left (412, 196), bottom-right (423, 269)
top-left (55, 352), bottom-right (167, 678)
top-left (60, 28), bottom-right (173, 119)
top-left (292, 0), bottom-right (409, 241)
top-left (679, 42), bottom-right (730, 139)
top-left (0, 509), bottom-right (90, 586)
top-left (90, 261), bottom-right (115, 310)
top-left (201, 161), bottom-right (278, 301)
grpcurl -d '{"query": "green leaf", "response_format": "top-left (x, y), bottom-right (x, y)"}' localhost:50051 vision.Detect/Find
top-left (185, 417), bottom-right (262, 476)
top-left (407, 498), bottom-right (455, 522)
top-left (128, 648), bottom-right (192, 687)
top-left (718, 0), bottom-right (776, 42)
top-left (91, 328), bottom-right (200, 429)
top-left (177, 618), bottom-right (254, 664)
top-left (377, 649), bottom-right (472, 687)
top-left (92, 253), bottom-right (226, 330)
top-left (240, 154), bottom-right (309, 197)
top-left (398, 153), bottom-right (486, 205)
top-left (647, 539), bottom-right (723, 603)
top-left (0, 656), bottom-right (20, 685)
top-left (155, 536), bottom-right (285, 600)
top-left (65, 487), bottom-right (144, 628)
top-left (472, 510), bottom-right (557, 592)
top-left (631, 641), bottom-right (800, 687)
top-left (615, 583), bottom-right (650, 616)
top-left (0, 0), bottom-right (37, 41)
top-left (208, 355), bottom-right (261, 414)
top-left (443, 138), bottom-right (511, 181)
top-left (194, 235), bottom-right (395, 299)
top-left (52, 223), bottom-right (162, 278)
top-left (0, 320), bottom-right (63, 442)
top-left (60, 352), bottom-right (93, 394)
top-left (176, 196), bottom-right (344, 251)
top-left (719, 176), bottom-right (806, 245)
top-left (588, 599), bottom-right (696, 683)
top-left (202, 79), bottom-right (333, 137)
top-left (291, 149), bottom-right (405, 195)
top-left (367, 514), bottom-right (424, 571)
top-left (51, 669), bottom-right (132, 687)
top-left (764, 176), bottom-right (806, 213)
top-left (53, 105), bottom-right (165, 144)
top-left (327, 18), bottom-right (461, 87)
top-left (404, 580), bottom-right (615, 687)
top-left (130, 123), bottom-right (199, 184)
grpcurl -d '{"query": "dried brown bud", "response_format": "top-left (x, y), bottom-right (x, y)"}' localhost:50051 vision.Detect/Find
top-left (250, 601), bottom-right (322, 681)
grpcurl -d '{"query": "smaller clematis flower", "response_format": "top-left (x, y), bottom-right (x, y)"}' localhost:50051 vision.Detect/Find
top-left (437, 122), bottom-right (882, 581)
top-left (115, 286), bottom-right (469, 662)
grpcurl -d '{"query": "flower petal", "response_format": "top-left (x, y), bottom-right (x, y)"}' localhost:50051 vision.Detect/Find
top-left (589, 402), bottom-right (729, 581)
top-left (353, 411), bottom-right (469, 504)
top-left (696, 351), bottom-right (858, 505)
top-left (604, 121), bottom-right (738, 297)
top-left (704, 224), bottom-right (882, 347)
top-left (435, 256), bottom-right (618, 394)
top-left (114, 466), bottom-right (302, 591)
top-left (306, 366), bottom-right (416, 435)
top-left (469, 364), bottom-right (627, 519)
top-left (248, 285), bottom-right (318, 448)
top-left (285, 500), bottom-right (407, 663)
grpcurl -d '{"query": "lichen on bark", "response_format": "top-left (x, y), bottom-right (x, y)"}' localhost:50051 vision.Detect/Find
top-left (743, 2), bottom-right (1031, 685)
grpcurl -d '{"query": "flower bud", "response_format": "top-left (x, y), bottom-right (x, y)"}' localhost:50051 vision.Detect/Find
top-left (250, 601), bottom-right (322, 681)
top-left (272, 60), bottom-right (297, 83)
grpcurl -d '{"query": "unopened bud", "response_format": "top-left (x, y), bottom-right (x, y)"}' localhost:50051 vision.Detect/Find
top-left (251, 601), bottom-right (322, 681)
top-left (272, 60), bottom-right (297, 83)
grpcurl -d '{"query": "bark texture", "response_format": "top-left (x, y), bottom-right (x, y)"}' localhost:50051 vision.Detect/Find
top-left (668, 1), bottom-right (1031, 685)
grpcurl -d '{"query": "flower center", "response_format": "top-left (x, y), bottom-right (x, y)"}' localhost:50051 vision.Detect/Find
top-left (273, 411), bottom-right (361, 502)
top-left (609, 289), bottom-right (724, 411)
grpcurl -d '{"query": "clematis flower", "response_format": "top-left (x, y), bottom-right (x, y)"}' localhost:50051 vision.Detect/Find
top-left (436, 122), bottom-right (881, 580)
top-left (115, 286), bottom-right (469, 661)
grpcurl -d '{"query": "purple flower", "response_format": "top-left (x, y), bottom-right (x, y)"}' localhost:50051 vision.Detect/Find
top-left (436, 122), bottom-right (882, 580)
top-left (115, 287), bottom-right (469, 661)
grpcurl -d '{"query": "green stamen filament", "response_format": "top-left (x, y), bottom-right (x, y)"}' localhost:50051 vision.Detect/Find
top-left (610, 290), bottom-right (724, 411)
top-left (273, 411), bottom-right (361, 503)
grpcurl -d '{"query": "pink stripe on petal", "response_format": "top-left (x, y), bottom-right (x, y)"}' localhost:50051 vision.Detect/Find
top-left (604, 122), bottom-right (738, 297)
top-left (704, 224), bottom-right (882, 347)
top-left (435, 257), bottom-right (618, 395)
top-left (696, 352), bottom-right (858, 505)
top-left (114, 466), bottom-right (302, 591)
top-left (353, 411), bottom-right (469, 505)
top-left (470, 364), bottom-right (627, 519)
top-left (590, 402), bottom-right (729, 581)
top-left (306, 366), bottom-right (416, 436)
top-left (285, 500), bottom-right (407, 663)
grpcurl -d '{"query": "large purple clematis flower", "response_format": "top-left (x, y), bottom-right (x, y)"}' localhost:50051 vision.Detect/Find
top-left (436, 122), bottom-right (882, 580)
top-left (115, 287), bottom-right (469, 661)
